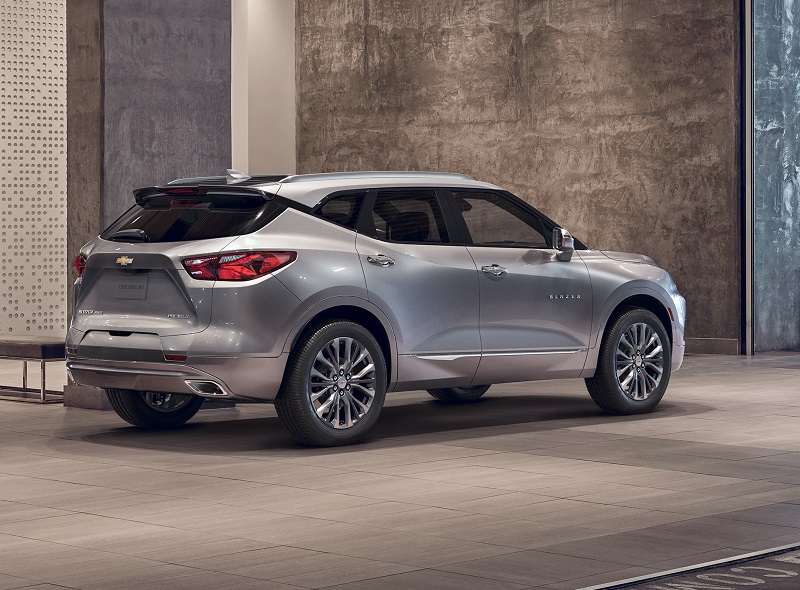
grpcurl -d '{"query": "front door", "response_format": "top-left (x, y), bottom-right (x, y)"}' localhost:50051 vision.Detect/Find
top-left (356, 188), bottom-right (481, 391)
top-left (446, 190), bottom-right (593, 384)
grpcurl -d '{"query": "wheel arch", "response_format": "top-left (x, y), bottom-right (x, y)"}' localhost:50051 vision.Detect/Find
top-left (582, 289), bottom-right (674, 378)
top-left (605, 294), bottom-right (673, 347)
top-left (284, 300), bottom-right (397, 390)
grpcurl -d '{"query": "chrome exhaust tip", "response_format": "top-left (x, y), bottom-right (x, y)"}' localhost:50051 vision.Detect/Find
top-left (185, 380), bottom-right (228, 397)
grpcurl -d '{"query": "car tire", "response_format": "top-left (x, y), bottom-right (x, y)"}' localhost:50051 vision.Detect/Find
top-left (585, 308), bottom-right (671, 415)
top-left (275, 320), bottom-right (387, 447)
top-left (105, 389), bottom-right (204, 428)
top-left (426, 385), bottom-right (490, 402)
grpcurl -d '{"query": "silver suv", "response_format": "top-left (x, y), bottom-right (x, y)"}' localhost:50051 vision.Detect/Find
top-left (67, 171), bottom-right (686, 446)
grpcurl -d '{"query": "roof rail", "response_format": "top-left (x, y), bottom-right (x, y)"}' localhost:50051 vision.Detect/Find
top-left (279, 171), bottom-right (474, 184)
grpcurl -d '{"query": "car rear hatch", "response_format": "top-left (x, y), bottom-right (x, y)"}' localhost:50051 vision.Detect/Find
top-left (72, 185), bottom-right (283, 337)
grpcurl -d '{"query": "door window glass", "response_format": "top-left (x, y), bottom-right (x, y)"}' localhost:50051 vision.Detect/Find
top-left (315, 192), bottom-right (365, 230)
top-left (453, 191), bottom-right (548, 247)
top-left (369, 190), bottom-right (449, 244)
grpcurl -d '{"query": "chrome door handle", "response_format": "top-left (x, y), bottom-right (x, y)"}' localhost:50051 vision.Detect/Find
top-left (481, 264), bottom-right (507, 276)
top-left (367, 254), bottom-right (395, 267)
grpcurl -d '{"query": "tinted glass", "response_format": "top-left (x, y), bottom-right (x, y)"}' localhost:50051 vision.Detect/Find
top-left (102, 194), bottom-right (283, 243)
top-left (315, 192), bottom-right (365, 230)
top-left (369, 190), bottom-right (449, 244)
top-left (453, 191), bottom-right (547, 247)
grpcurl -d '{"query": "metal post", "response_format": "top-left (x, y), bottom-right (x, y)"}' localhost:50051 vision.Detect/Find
top-left (744, 0), bottom-right (754, 354)
top-left (40, 360), bottom-right (46, 403)
top-left (22, 360), bottom-right (27, 389)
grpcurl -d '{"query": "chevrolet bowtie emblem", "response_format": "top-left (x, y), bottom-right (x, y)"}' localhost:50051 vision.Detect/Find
top-left (116, 256), bottom-right (134, 266)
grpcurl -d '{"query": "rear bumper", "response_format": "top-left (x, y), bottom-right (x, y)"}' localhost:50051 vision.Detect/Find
top-left (66, 354), bottom-right (288, 401)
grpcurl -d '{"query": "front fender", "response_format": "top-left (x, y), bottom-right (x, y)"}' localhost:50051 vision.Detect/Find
top-left (582, 281), bottom-right (685, 378)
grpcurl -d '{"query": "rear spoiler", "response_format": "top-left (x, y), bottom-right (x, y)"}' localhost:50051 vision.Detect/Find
top-left (132, 185), bottom-right (273, 207)
top-left (165, 173), bottom-right (289, 186)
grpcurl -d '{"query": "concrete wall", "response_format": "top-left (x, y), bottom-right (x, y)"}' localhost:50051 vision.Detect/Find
top-left (297, 0), bottom-right (741, 350)
top-left (67, 0), bottom-right (104, 312)
top-left (102, 0), bottom-right (232, 225)
top-left (754, 0), bottom-right (800, 351)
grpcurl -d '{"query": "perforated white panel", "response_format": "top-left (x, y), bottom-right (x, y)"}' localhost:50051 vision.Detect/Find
top-left (0, 0), bottom-right (66, 335)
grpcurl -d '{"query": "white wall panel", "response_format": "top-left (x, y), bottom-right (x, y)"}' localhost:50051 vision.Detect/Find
top-left (0, 0), bottom-right (66, 335)
top-left (231, 0), bottom-right (296, 175)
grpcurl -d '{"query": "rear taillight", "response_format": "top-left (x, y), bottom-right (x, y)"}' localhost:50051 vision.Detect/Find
top-left (164, 354), bottom-right (187, 362)
top-left (163, 187), bottom-right (199, 195)
top-left (181, 251), bottom-right (296, 281)
top-left (73, 253), bottom-right (87, 277)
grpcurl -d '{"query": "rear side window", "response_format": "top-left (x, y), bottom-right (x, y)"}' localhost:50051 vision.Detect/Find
top-left (101, 194), bottom-right (285, 243)
top-left (368, 190), bottom-right (449, 244)
top-left (315, 192), bottom-right (365, 230)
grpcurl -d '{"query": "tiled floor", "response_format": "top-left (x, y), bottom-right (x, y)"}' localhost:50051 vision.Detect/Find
top-left (0, 354), bottom-right (799, 589)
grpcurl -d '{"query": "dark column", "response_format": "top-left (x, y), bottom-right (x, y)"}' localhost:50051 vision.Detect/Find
top-left (102, 0), bottom-right (232, 225)
top-left (67, 0), bottom-right (105, 310)
top-left (65, 0), bottom-right (232, 406)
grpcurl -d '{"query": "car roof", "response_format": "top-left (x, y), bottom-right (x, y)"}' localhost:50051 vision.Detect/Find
top-left (165, 171), bottom-right (503, 209)
top-left (270, 172), bottom-right (502, 208)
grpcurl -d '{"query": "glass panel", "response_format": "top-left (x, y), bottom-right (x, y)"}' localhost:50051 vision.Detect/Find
top-left (315, 192), bottom-right (365, 230)
top-left (453, 191), bottom-right (547, 247)
top-left (370, 190), bottom-right (449, 244)
top-left (102, 194), bottom-right (282, 243)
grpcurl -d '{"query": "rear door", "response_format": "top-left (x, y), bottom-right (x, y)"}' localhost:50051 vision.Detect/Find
top-left (444, 189), bottom-right (593, 384)
top-left (355, 188), bottom-right (481, 389)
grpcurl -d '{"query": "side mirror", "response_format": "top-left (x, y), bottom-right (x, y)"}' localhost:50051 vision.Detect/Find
top-left (553, 228), bottom-right (574, 262)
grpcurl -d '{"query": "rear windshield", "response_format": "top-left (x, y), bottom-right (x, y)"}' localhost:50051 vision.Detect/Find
top-left (101, 193), bottom-right (285, 243)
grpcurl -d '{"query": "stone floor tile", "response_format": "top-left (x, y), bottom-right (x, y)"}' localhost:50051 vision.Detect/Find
top-left (437, 549), bottom-right (628, 586)
top-left (118, 571), bottom-right (297, 590)
top-left (0, 354), bottom-right (800, 589)
top-left (542, 566), bottom-right (657, 590)
top-left (324, 569), bottom-right (531, 590)
top-left (0, 573), bottom-right (40, 590)
top-left (274, 561), bottom-right (420, 588)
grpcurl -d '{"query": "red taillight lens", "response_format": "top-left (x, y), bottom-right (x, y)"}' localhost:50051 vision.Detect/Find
top-left (73, 253), bottom-right (87, 277)
top-left (181, 251), bottom-right (296, 281)
top-left (181, 255), bottom-right (218, 280)
top-left (163, 187), bottom-right (199, 195)
top-left (217, 252), bottom-right (296, 280)
top-left (164, 354), bottom-right (187, 362)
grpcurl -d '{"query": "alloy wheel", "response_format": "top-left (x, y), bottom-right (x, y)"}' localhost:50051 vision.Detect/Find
top-left (614, 322), bottom-right (664, 400)
top-left (141, 392), bottom-right (195, 413)
top-left (308, 337), bottom-right (377, 429)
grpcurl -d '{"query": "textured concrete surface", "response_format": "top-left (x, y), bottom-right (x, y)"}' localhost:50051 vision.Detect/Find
top-left (102, 0), bottom-right (232, 225)
top-left (67, 0), bottom-right (105, 312)
top-left (297, 0), bottom-right (741, 349)
top-left (0, 355), bottom-right (800, 589)
top-left (754, 0), bottom-right (800, 351)
top-left (63, 385), bottom-right (112, 410)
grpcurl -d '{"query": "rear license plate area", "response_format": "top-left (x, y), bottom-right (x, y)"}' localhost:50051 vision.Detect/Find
top-left (116, 275), bottom-right (149, 299)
